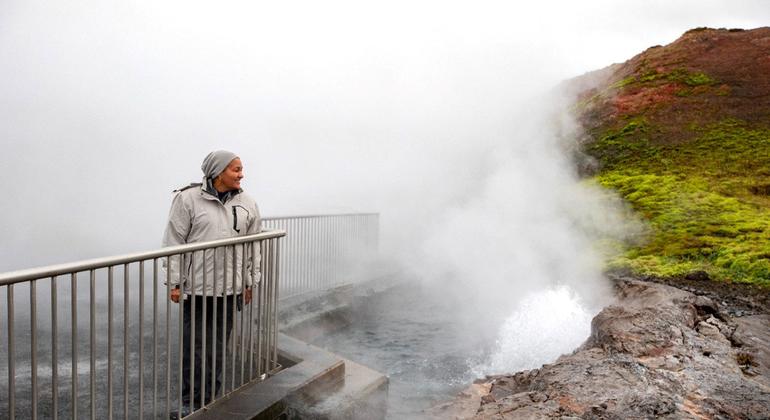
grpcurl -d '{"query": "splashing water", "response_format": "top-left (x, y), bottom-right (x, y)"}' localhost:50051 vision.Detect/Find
top-left (473, 286), bottom-right (596, 377)
top-left (312, 283), bottom-right (603, 418)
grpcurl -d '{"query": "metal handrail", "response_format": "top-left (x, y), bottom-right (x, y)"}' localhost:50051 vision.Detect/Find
top-left (0, 230), bottom-right (285, 286)
top-left (263, 212), bottom-right (378, 221)
top-left (1, 229), bottom-right (285, 420)
top-left (262, 213), bottom-right (379, 299)
top-left (1, 212), bottom-right (379, 419)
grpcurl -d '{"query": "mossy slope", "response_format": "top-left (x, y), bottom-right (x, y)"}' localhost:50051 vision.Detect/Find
top-left (571, 28), bottom-right (770, 286)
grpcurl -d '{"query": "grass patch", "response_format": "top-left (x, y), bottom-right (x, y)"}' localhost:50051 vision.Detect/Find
top-left (593, 120), bottom-right (770, 286)
top-left (588, 118), bottom-right (661, 170)
top-left (612, 68), bottom-right (717, 90)
top-left (611, 76), bottom-right (637, 89)
top-left (666, 69), bottom-right (716, 86)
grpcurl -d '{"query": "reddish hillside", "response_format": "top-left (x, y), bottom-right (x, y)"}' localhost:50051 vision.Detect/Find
top-left (572, 27), bottom-right (770, 151)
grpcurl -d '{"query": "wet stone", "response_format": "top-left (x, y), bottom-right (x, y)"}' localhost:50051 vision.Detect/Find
top-left (443, 279), bottom-right (770, 420)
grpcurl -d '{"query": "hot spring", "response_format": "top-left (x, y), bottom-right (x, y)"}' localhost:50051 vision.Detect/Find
top-left (310, 280), bottom-right (599, 418)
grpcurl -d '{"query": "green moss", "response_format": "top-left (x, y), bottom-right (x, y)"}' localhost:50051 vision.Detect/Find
top-left (639, 69), bottom-right (660, 82)
top-left (588, 118), bottom-right (661, 170)
top-left (621, 67), bottom-right (717, 89)
top-left (611, 76), bottom-right (637, 89)
top-left (660, 68), bottom-right (716, 86)
top-left (593, 120), bottom-right (770, 286)
top-left (689, 73), bottom-right (715, 86)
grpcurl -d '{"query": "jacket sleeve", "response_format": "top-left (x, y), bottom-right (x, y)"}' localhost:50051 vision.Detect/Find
top-left (161, 193), bottom-right (191, 287)
top-left (246, 203), bottom-right (262, 288)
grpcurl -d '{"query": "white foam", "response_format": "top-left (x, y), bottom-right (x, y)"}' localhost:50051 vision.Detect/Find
top-left (473, 285), bottom-right (595, 377)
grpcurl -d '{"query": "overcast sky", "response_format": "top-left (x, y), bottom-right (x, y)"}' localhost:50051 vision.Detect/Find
top-left (1, 0), bottom-right (768, 271)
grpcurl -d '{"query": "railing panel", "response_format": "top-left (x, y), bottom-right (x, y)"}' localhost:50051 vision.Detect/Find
top-left (0, 211), bottom-right (380, 419)
top-left (263, 213), bottom-right (379, 299)
top-left (0, 231), bottom-right (284, 419)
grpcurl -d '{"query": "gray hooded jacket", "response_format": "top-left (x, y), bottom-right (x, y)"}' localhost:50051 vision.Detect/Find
top-left (162, 183), bottom-right (261, 296)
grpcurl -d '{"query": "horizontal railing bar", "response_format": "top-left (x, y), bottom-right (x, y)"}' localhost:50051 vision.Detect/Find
top-left (0, 230), bottom-right (286, 285)
top-left (263, 213), bottom-right (378, 221)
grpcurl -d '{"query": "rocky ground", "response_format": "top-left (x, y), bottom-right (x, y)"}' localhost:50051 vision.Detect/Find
top-left (430, 276), bottom-right (770, 419)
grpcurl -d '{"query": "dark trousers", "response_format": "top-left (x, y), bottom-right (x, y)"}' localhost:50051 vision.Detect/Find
top-left (182, 295), bottom-right (236, 408)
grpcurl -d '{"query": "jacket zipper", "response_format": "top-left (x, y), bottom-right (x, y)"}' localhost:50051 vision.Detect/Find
top-left (232, 206), bottom-right (240, 233)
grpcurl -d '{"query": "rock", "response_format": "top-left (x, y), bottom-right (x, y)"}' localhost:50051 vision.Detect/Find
top-left (692, 295), bottom-right (718, 316)
top-left (463, 280), bottom-right (770, 419)
top-left (731, 315), bottom-right (770, 386)
top-left (696, 317), bottom-right (731, 345)
top-left (423, 382), bottom-right (492, 419)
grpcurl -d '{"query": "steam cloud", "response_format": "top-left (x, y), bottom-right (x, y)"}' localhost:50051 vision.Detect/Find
top-left (2, 0), bottom-right (767, 270)
top-left (1, 0), bottom-right (769, 397)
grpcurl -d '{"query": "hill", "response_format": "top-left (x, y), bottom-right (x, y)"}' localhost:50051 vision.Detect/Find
top-left (570, 27), bottom-right (770, 286)
top-left (436, 28), bottom-right (770, 419)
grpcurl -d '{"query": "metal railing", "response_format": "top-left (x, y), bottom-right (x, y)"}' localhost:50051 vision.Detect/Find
top-left (263, 213), bottom-right (379, 299)
top-left (0, 230), bottom-right (284, 420)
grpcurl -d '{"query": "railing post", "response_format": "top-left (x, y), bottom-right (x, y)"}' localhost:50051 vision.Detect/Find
top-left (221, 246), bottom-right (229, 396)
top-left (164, 256), bottom-right (170, 419)
top-left (200, 252), bottom-right (208, 410)
top-left (272, 237), bottom-right (280, 370)
top-left (239, 243), bottom-right (247, 386)
top-left (71, 273), bottom-right (78, 420)
top-left (210, 250), bottom-right (218, 404)
top-left (189, 252), bottom-right (196, 410)
top-left (177, 256), bottom-right (184, 416)
top-left (108, 267), bottom-right (114, 419)
top-left (51, 277), bottom-right (58, 420)
top-left (152, 258), bottom-right (159, 419)
top-left (247, 242), bottom-right (256, 381)
top-left (123, 264), bottom-right (129, 420)
top-left (7, 283), bottom-right (15, 420)
top-left (230, 245), bottom-right (237, 391)
top-left (30, 279), bottom-right (38, 420)
top-left (138, 262), bottom-right (144, 420)
top-left (90, 270), bottom-right (96, 420)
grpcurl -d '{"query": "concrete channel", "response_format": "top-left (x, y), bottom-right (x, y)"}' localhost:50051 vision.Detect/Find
top-left (187, 280), bottom-right (393, 420)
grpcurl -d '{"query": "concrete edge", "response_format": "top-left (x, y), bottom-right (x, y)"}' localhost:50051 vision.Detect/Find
top-left (306, 358), bottom-right (390, 416)
top-left (187, 333), bottom-right (345, 420)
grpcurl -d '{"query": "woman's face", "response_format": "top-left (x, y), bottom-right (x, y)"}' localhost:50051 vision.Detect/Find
top-left (216, 158), bottom-right (244, 191)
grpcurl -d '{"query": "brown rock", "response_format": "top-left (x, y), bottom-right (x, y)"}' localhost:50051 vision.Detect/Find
top-left (463, 279), bottom-right (770, 419)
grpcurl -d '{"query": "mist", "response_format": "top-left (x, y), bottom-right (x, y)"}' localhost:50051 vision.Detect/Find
top-left (2, 0), bottom-right (769, 394)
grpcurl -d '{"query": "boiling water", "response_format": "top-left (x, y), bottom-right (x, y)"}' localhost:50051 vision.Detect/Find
top-left (312, 283), bottom-right (597, 419)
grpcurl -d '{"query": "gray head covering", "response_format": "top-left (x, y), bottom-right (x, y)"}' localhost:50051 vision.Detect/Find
top-left (201, 150), bottom-right (238, 179)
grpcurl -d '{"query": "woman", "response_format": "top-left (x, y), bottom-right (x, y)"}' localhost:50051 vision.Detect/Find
top-left (162, 150), bottom-right (261, 417)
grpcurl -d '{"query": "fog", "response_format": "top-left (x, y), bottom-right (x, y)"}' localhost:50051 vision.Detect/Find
top-left (2, 0), bottom-right (769, 398)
